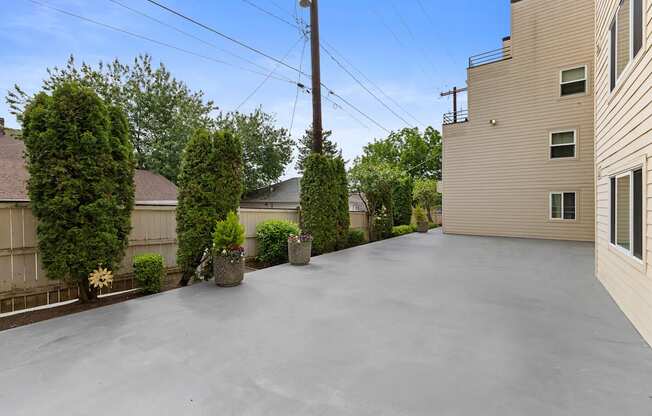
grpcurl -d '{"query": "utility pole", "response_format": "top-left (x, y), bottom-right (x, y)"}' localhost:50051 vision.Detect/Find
top-left (301, 0), bottom-right (323, 154)
top-left (440, 86), bottom-right (467, 123)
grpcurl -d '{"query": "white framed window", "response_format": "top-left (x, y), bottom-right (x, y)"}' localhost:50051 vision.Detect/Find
top-left (610, 0), bottom-right (645, 91)
top-left (560, 66), bottom-right (587, 96)
top-left (550, 130), bottom-right (576, 159)
top-left (550, 192), bottom-right (576, 220)
top-left (610, 168), bottom-right (643, 260)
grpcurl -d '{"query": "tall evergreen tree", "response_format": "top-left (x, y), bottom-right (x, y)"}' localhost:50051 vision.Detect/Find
top-left (21, 82), bottom-right (135, 302)
top-left (176, 129), bottom-right (243, 285)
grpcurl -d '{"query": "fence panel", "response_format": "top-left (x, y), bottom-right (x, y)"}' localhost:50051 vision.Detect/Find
top-left (0, 205), bottom-right (370, 313)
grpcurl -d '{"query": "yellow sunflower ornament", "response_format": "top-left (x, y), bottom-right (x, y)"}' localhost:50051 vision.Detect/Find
top-left (88, 267), bottom-right (113, 290)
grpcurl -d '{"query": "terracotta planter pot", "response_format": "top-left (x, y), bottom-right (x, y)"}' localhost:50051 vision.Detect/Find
top-left (288, 240), bottom-right (312, 265)
top-left (417, 221), bottom-right (429, 233)
top-left (213, 254), bottom-right (244, 287)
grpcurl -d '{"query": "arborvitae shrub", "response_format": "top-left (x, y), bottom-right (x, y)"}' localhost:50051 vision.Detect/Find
top-left (393, 175), bottom-right (414, 226)
top-left (133, 253), bottom-right (165, 294)
top-left (300, 154), bottom-right (338, 254)
top-left (256, 220), bottom-right (300, 265)
top-left (333, 157), bottom-right (351, 250)
top-left (176, 129), bottom-right (243, 285)
top-left (21, 82), bottom-right (135, 302)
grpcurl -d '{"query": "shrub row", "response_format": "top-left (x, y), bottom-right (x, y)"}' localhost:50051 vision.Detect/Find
top-left (391, 224), bottom-right (417, 236)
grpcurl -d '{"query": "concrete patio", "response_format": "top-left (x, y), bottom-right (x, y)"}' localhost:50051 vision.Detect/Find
top-left (1, 231), bottom-right (652, 415)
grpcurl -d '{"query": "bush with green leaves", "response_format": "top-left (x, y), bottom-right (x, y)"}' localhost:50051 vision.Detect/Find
top-left (176, 129), bottom-right (243, 285)
top-left (347, 229), bottom-right (366, 247)
top-left (300, 153), bottom-right (338, 254)
top-left (392, 224), bottom-right (416, 237)
top-left (413, 179), bottom-right (439, 222)
top-left (255, 220), bottom-right (300, 265)
top-left (213, 211), bottom-right (245, 251)
top-left (21, 81), bottom-right (135, 302)
top-left (133, 253), bottom-right (165, 294)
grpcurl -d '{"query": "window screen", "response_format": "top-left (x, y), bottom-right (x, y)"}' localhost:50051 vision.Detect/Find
top-left (563, 193), bottom-right (576, 220)
top-left (633, 0), bottom-right (643, 57)
top-left (610, 177), bottom-right (616, 244)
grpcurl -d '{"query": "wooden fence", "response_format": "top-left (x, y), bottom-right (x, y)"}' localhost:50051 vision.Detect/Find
top-left (0, 203), bottom-right (369, 314)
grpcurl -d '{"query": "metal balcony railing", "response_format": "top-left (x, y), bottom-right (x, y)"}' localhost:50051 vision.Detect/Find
top-left (468, 45), bottom-right (512, 68)
top-left (443, 109), bottom-right (468, 125)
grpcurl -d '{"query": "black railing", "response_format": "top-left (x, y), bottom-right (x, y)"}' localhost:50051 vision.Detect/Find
top-left (443, 109), bottom-right (468, 125)
top-left (468, 45), bottom-right (512, 68)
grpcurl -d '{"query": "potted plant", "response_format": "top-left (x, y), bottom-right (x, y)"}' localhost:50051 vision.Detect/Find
top-left (414, 206), bottom-right (429, 233)
top-left (212, 211), bottom-right (246, 287)
top-left (288, 233), bottom-right (313, 265)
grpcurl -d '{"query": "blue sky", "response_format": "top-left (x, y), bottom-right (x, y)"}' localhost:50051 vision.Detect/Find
top-left (1, 0), bottom-right (509, 177)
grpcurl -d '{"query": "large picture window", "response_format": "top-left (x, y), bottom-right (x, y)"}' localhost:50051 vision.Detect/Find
top-left (610, 0), bottom-right (645, 91)
top-left (610, 168), bottom-right (643, 260)
top-left (550, 192), bottom-right (576, 220)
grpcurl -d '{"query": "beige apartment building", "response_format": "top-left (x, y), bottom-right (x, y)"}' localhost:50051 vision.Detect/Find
top-left (594, 0), bottom-right (651, 344)
top-left (442, 0), bottom-right (596, 241)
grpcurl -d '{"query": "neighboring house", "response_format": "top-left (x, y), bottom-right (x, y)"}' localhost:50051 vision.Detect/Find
top-left (0, 128), bottom-right (178, 204)
top-left (594, 0), bottom-right (651, 344)
top-left (241, 177), bottom-right (367, 212)
top-left (442, 0), bottom-right (595, 241)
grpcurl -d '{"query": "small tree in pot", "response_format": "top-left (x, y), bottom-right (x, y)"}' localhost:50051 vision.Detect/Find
top-left (414, 207), bottom-right (429, 233)
top-left (213, 211), bottom-right (246, 287)
top-left (288, 233), bottom-right (313, 266)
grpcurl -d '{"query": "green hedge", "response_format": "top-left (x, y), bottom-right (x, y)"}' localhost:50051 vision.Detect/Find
top-left (133, 253), bottom-right (165, 294)
top-left (392, 224), bottom-right (416, 236)
top-left (373, 214), bottom-right (393, 240)
top-left (256, 220), bottom-right (300, 265)
top-left (347, 229), bottom-right (366, 247)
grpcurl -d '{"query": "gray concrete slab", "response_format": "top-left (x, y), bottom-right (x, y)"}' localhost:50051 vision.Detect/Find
top-left (1, 231), bottom-right (652, 415)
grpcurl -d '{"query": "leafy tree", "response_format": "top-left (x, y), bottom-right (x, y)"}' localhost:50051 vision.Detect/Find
top-left (176, 129), bottom-right (243, 286)
top-left (300, 154), bottom-right (339, 254)
top-left (7, 54), bottom-right (215, 183)
top-left (21, 82), bottom-right (135, 302)
top-left (295, 127), bottom-right (341, 173)
top-left (217, 108), bottom-right (294, 193)
top-left (413, 178), bottom-right (440, 222)
top-left (349, 159), bottom-right (403, 240)
top-left (362, 127), bottom-right (442, 179)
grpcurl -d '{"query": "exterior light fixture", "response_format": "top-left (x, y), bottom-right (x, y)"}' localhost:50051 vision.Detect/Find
top-left (490, 119), bottom-right (497, 126)
top-left (299, 0), bottom-right (311, 7)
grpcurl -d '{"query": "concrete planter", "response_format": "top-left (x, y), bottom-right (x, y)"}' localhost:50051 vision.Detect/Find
top-left (213, 254), bottom-right (244, 287)
top-left (288, 240), bottom-right (311, 266)
top-left (417, 221), bottom-right (429, 233)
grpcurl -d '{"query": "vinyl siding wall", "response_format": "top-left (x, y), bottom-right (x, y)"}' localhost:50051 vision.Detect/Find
top-left (442, 0), bottom-right (595, 241)
top-left (595, 0), bottom-right (652, 345)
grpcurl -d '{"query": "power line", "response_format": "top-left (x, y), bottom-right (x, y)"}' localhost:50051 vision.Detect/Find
top-left (289, 38), bottom-right (309, 135)
top-left (145, 0), bottom-right (312, 79)
top-left (144, 0), bottom-right (392, 133)
top-left (320, 44), bottom-right (414, 127)
top-left (236, 36), bottom-right (304, 111)
top-left (240, 0), bottom-right (411, 129)
top-left (321, 41), bottom-right (424, 127)
top-left (29, 0), bottom-right (294, 84)
top-left (107, 0), bottom-right (294, 82)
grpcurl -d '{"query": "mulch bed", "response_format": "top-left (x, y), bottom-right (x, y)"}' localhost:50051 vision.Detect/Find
top-left (0, 285), bottom-right (180, 332)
